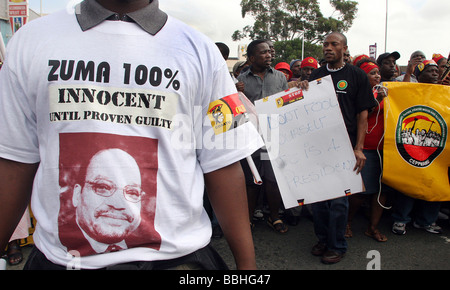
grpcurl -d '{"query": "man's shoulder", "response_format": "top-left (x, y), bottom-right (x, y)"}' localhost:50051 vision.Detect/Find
top-left (309, 66), bottom-right (328, 81)
top-left (26, 9), bottom-right (75, 30)
top-left (271, 67), bottom-right (286, 78)
top-left (10, 9), bottom-right (78, 43)
top-left (345, 64), bottom-right (369, 78)
top-left (269, 67), bottom-right (288, 86)
top-left (165, 16), bottom-right (210, 42)
top-left (237, 68), bottom-right (252, 82)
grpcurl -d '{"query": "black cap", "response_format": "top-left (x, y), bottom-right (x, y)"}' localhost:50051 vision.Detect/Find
top-left (377, 51), bottom-right (401, 65)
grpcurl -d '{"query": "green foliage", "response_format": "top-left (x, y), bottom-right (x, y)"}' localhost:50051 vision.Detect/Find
top-left (232, 0), bottom-right (358, 44)
top-left (273, 39), bottom-right (323, 65)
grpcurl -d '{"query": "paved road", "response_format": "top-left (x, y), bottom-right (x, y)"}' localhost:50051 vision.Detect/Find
top-left (212, 207), bottom-right (450, 270)
top-left (6, 207), bottom-right (450, 270)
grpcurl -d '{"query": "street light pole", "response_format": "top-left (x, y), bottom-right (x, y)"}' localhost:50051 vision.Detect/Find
top-left (301, 32), bottom-right (305, 60)
top-left (296, 30), bottom-right (305, 60)
top-left (384, 0), bottom-right (388, 53)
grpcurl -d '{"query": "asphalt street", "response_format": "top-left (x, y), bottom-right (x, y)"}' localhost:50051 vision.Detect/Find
top-left (5, 206), bottom-right (450, 270)
top-left (212, 206), bottom-right (450, 270)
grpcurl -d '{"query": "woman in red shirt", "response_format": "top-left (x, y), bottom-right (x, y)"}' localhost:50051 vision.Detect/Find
top-left (346, 58), bottom-right (388, 242)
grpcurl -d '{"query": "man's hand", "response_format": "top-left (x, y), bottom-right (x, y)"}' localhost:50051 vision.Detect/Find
top-left (296, 80), bottom-right (309, 91)
top-left (353, 149), bottom-right (366, 174)
top-left (235, 81), bottom-right (245, 92)
top-left (407, 57), bottom-right (423, 75)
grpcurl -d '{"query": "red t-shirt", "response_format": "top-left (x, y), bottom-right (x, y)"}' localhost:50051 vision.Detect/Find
top-left (364, 91), bottom-right (384, 150)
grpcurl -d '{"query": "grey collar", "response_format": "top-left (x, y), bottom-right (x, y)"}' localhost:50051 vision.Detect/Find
top-left (75, 0), bottom-right (168, 35)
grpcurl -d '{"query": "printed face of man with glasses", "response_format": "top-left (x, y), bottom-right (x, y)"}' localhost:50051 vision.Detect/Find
top-left (72, 149), bottom-right (143, 251)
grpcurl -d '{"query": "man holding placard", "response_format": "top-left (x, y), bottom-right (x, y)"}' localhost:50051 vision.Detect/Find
top-left (307, 32), bottom-right (377, 264)
top-left (237, 40), bottom-right (290, 233)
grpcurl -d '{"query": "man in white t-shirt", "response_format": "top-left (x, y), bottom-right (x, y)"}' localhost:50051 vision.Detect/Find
top-left (0, 0), bottom-right (263, 270)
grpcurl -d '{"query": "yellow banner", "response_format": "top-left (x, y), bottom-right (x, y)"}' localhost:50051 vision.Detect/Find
top-left (383, 82), bottom-right (450, 201)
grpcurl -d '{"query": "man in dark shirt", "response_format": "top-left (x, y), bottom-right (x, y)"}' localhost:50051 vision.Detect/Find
top-left (308, 32), bottom-right (376, 264)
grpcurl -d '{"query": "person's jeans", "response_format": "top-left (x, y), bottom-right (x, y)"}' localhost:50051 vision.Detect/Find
top-left (392, 192), bottom-right (441, 226)
top-left (311, 196), bottom-right (349, 254)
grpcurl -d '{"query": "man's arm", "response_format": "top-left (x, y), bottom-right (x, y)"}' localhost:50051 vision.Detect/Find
top-left (204, 161), bottom-right (256, 270)
top-left (0, 158), bottom-right (38, 256)
top-left (402, 57), bottom-right (422, 82)
top-left (353, 110), bottom-right (368, 174)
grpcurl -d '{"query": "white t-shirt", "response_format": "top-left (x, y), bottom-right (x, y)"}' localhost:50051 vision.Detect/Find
top-left (0, 9), bottom-right (262, 269)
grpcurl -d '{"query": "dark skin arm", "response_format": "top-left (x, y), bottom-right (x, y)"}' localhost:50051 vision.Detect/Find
top-left (403, 57), bottom-right (422, 82)
top-left (0, 158), bottom-right (39, 256)
top-left (353, 110), bottom-right (368, 174)
top-left (204, 161), bottom-right (256, 270)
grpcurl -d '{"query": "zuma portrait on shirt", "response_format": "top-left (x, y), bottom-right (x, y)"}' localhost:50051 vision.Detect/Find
top-left (57, 132), bottom-right (161, 257)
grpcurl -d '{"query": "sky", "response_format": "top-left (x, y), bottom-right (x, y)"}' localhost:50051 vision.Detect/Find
top-left (27, 0), bottom-right (450, 66)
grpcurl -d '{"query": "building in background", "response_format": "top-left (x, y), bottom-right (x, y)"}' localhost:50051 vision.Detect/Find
top-left (226, 44), bottom-right (247, 73)
top-left (0, 0), bottom-right (40, 55)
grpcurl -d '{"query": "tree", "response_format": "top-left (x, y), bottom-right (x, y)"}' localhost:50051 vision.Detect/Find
top-left (273, 39), bottom-right (323, 65)
top-left (232, 0), bottom-right (358, 45)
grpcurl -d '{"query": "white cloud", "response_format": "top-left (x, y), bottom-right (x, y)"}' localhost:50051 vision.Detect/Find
top-left (344, 0), bottom-right (450, 64)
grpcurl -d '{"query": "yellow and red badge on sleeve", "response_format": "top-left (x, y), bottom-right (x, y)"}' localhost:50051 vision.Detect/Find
top-left (207, 93), bottom-right (247, 135)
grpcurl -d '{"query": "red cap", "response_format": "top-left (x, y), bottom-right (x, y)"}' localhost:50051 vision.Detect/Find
top-left (301, 57), bottom-right (318, 69)
top-left (432, 53), bottom-right (445, 64)
top-left (275, 62), bottom-right (293, 80)
top-left (414, 59), bottom-right (438, 77)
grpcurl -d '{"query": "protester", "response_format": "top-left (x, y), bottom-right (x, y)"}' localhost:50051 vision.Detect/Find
top-left (234, 60), bottom-right (251, 95)
top-left (433, 53), bottom-right (450, 85)
top-left (347, 59), bottom-right (388, 242)
top-left (290, 59), bottom-right (302, 81)
top-left (415, 59), bottom-right (440, 83)
top-left (299, 57), bottom-right (319, 81)
top-left (2, 2), bottom-right (450, 272)
top-left (275, 62), bottom-right (293, 81)
top-left (233, 60), bottom-right (250, 78)
top-left (0, 0), bottom-right (263, 270)
top-left (237, 39), bottom-right (289, 234)
top-left (377, 51), bottom-right (401, 82)
top-left (215, 42), bottom-right (230, 61)
top-left (344, 48), bottom-right (352, 64)
top-left (391, 59), bottom-right (442, 235)
top-left (265, 39), bottom-right (276, 61)
top-left (307, 32), bottom-right (377, 264)
top-left (276, 62), bottom-right (300, 89)
top-left (396, 50), bottom-right (426, 82)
